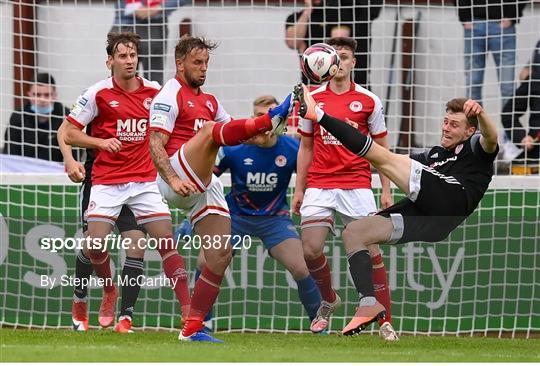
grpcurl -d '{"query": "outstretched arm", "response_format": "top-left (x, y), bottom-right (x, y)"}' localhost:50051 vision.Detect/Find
top-left (463, 99), bottom-right (498, 153)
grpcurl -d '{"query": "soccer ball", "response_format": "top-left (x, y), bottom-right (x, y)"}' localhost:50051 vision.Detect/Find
top-left (300, 43), bottom-right (341, 84)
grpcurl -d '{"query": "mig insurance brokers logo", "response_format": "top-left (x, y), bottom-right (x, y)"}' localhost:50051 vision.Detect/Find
top-left (116, 118), bottom-right (147, 142)
top-left (115, 97), bottom-right (151, 142)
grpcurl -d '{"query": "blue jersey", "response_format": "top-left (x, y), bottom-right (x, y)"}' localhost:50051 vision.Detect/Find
top-left (215, 135), bottom-right (299, 216)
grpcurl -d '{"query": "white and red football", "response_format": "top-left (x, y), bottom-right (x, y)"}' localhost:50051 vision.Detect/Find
top-left (300, 43), bottom-right (341, 84)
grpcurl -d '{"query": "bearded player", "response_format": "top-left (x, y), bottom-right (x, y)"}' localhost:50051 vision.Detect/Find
top-left (149, 36), bottom-right (293, 342)
top-left (61, 32), bottom-right (191, 332)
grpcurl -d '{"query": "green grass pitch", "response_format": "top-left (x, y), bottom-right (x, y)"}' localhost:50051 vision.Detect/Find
top-left (1, 329), bottom-right (539, 362)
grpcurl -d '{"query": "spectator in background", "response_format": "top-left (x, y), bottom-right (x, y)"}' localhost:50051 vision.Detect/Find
top-left (457, 0), bottom-right (528, 106)
top-left (285, 0), bottom-right (382, 86)
top-left (501, 39), bottom-right (540, 174)
top-left (3, 73), bottom-right (69, 163)
top-left (110, 0), bottom-right (192, 84)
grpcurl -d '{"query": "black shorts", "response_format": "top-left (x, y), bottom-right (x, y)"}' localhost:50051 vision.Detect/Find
top-left (80, 180), bottom-right (146, 234)
top-left (377, 168), bottom-right (468, 244)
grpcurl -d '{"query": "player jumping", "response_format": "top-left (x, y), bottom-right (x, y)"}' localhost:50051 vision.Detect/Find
top-left (295, 83), bottom-right (499, 336)
top-left (148, 36), bottom-right (293, 342)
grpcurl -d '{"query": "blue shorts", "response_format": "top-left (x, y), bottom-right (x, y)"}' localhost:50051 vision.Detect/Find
top-left (231, 214), bottom-right (300, 251)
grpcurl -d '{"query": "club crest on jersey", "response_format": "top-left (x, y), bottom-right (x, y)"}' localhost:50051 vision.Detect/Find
top-left (187, 101), bottom-right (194, 108)
top-left (243, 158), bottom-right (253, 166)
top-left (455, 144), bottom-right (464, 154)
top-left (109, 100), bottom-right (120, 108)
top-left (143, 98), bottom-right (152, 110)
top-left (349, 101), bottom-right (363, 112)
top-left (275, 155), bottom-right (287, 167)
top-left (206, 101), bottom-right (214, 113)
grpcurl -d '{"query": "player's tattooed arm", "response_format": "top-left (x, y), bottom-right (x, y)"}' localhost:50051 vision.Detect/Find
top-left (149, 130), bottom-right (178, 183)
top-left (149, 130), bottom-right (197, 196)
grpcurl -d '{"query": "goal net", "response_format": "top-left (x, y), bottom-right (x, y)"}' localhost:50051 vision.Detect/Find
top-left (1, 0), bottom-right (539, 337)
top-left (1, 174), bottom-right (538, 337)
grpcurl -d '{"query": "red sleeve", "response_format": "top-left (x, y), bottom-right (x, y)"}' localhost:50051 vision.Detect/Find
top-left (66, 116), bottom-right (85, 129)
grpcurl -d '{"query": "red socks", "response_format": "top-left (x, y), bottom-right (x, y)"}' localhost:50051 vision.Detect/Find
top-left (211, 115), bottom-right (272, 146)
top-left (305, 254), bottom-right (336, 303)
top-left (182, 267), bottom-right (224, 336)
top-left (157, 236), bottom-right (191, 317)
top-left (88, 250), bottom-right (114, 292)
top-left (371, 254), bottom-right (392, 325)
top-left (161, 254), bottom-right (191, 315)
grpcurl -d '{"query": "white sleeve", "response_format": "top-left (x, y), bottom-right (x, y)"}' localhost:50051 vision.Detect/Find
top-left (67, 87), bottom-right (99, 128)
top-left (367, 95), bottom-right (387, 137)
top-left (149, 82), bottom-right (179, 135)
top-left (214, 99), bottom-right (231, 123)
top-left (298, 117), bottom-right (313, 136)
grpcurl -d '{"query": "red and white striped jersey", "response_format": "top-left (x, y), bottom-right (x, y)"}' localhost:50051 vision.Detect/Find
top-left (149, 76), bottom-right (231, 157)
top-left (67, 76), bottom-right (160, 185)
top-left (298, 82), bottom-right (388, 189)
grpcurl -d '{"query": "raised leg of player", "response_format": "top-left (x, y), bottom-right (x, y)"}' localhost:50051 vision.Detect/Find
top-left (180, 214), bottom-right (231, 342)
top-left (114, 232), bottom-right (146, 334)
top-left (86, 221), bottom-right (119, 328)
top-left (269, 238), bottom-right (322, 322)
top-left (143, 220), bottom-right (191, 318)
top-left (318, 118), bottom-right (412, 194)
top-left (301, 226), bottom-right (341, 333)
top-left (341, 215), bottom-right (396, 336)
top-left (209, 93), bottom-right (293, 146)
top-left (182, 122), bottom-right (222, 186)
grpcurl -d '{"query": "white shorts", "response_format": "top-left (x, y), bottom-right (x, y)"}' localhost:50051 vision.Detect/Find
top-left (157, 145), bottom-right (230, 225)
top-left (300, 188), bottom-right (377, 233)
top-left (86, 181), bottom-right (171, 226)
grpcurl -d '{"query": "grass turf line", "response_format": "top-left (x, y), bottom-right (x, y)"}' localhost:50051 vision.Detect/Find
top-left (1, 329), bottom-right (539, 362)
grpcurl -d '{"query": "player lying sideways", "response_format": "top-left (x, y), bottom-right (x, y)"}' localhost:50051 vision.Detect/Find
top-left (294, 83), bottom-right (499, 336)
